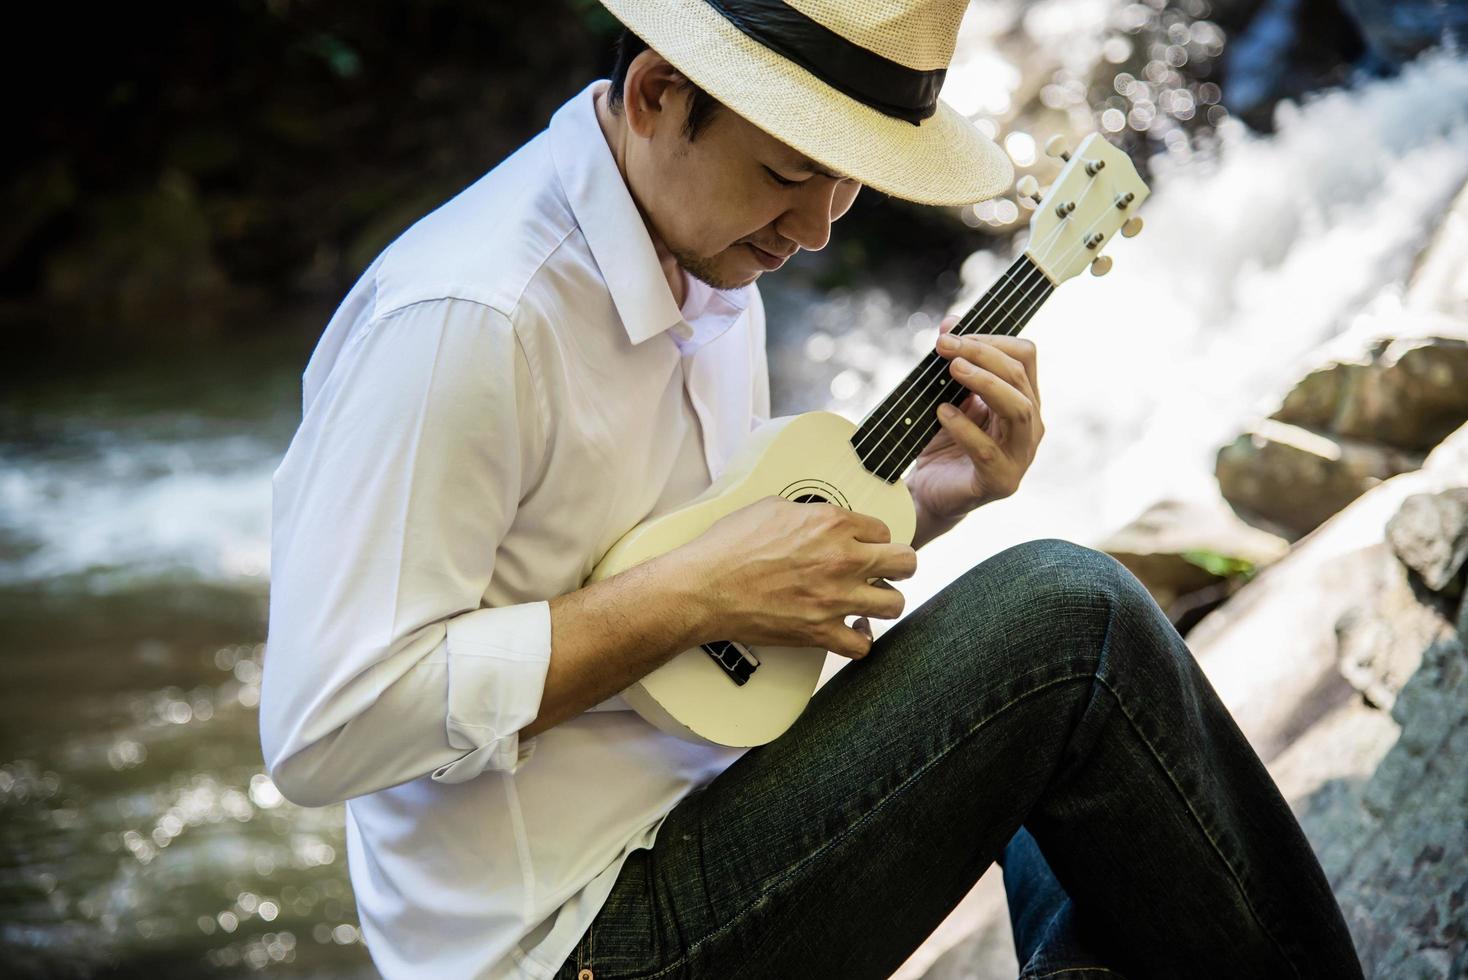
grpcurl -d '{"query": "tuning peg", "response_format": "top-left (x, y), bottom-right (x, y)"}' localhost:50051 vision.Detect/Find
top-left (1090, 255), bottom-right (1113, 277)
top-left (1044, 135), bottom-right (1071, 162)
top-left (1015, 175), bottom-right (1043, 206)
top-left (1121, 216), bottom-right (1144, 238)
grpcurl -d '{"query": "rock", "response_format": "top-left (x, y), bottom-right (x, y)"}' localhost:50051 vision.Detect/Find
top-left (1096, 494), bottom-right (1290, 627)
top-left (1386, 489), bottom-right (1468, 591)
top-left (1271, 334), bottom-right (1468, 452)
top-left (1195, 424), bottom-right (1468, 970)
top-left (1302, 631), bottom-right (1468, 974)
top-left (1332, 541), bottom-right (1457, 710)
top-left (1405, 178), bottom-right (1468, 320)
top-left (1216, 418), bottom-right (1423, 537)
top-left (1256, 180), bottom-right (1468, 461)
top-left (1191, 422), bottom-right (1468, 759)
top-left (1335, 0), bottom-right (1468, 67)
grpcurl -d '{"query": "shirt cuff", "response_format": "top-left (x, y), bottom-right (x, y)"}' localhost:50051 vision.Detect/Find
top-left (431, 599), bottom-right (553, 783)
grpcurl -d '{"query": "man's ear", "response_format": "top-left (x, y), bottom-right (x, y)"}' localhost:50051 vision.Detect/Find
top-left (623, 51), bottom-right (689, 140)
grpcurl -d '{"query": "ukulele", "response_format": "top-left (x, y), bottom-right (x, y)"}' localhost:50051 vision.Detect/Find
top-left (586, 133), bottom-right (1151, 747)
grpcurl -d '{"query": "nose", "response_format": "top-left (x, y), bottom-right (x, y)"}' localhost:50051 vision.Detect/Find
top-left (774, 181), bottom-right (841, 252)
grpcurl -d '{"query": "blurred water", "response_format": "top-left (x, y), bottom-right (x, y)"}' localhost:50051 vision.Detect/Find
top-left (1, 333), bottom-right (380, 976)
top-left (887, 49), bottom-right (1468, 621)
top-left (2, 5), bottom-right (1465, 977)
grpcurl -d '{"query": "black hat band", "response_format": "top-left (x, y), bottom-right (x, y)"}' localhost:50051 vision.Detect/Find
top-left (702, 0), bottom-right (946, 126)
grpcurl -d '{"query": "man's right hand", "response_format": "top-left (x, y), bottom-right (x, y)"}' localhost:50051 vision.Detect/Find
top-left (670, 495), bottom-right (917, 660)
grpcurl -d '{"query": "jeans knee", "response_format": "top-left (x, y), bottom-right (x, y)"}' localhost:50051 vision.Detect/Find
top-left (958, 538), bottom-right (1165, 657)
top-left (963, 537), bottom-right (1130, 605)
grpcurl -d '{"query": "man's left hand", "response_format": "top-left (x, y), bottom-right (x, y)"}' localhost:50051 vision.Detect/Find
top-left (907, 313), bottom-right (1045, 527)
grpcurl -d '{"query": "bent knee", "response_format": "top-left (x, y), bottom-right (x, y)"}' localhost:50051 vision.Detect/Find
top-left (960, 538), bottom-right (1162, 635)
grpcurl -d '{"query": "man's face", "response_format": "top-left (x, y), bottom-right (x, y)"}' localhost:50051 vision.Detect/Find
top-left (621, 66), bottom-right (863, 291)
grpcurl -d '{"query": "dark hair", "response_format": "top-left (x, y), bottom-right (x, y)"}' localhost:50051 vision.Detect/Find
top-left (606, 27), bottom-right (723, 143)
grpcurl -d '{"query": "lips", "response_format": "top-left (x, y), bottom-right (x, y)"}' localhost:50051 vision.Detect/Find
top-left (747, 243), bottom-right (792, 270)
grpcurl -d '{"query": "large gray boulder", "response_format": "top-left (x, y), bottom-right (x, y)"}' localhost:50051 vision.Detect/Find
top-left (1192, 423), bottom-right (1468, 758)
top-left (1271, 333), bottom-right (1468, 452)
top-left (1216, 417), bottom-right (1424, 538)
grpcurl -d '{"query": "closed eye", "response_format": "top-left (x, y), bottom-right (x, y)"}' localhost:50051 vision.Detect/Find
top-left (764, 166), bottom-right (802, 188)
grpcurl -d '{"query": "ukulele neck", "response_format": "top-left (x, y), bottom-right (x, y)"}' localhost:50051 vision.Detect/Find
top-left (850, 253), bottom-right (1055, 483)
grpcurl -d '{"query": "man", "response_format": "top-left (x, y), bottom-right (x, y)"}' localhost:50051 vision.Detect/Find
top-left (260, 1), bottom-right (1363, 977)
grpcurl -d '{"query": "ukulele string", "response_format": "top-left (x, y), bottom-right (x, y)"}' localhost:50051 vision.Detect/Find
top-left (806, 214), bottom-right (1072, 524)
top-left (859, 179), bottom-right (1113, 481)
top-left (814, 182), bottom-right (1110, 512)
top-left (865, 252), bottom-right (1051, 481)
top-left (868, 257), bottom-right (1049, 480)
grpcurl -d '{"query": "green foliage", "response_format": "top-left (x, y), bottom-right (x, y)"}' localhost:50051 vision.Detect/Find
top-left (1181, 549), bottom-right (1258, 581)
top-left (566, 0), bottom-right (622, 38)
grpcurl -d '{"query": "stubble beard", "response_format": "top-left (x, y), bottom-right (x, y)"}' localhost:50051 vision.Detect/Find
top-left (668, 238), bottom-right (757, 291)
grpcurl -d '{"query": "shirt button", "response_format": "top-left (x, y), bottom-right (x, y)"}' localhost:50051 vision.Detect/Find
top-left (673, 323), bottom-right (693, 339)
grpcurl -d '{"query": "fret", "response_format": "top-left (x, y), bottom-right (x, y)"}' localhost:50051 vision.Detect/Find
top-left (850, 254), bottom-right (1054, 483)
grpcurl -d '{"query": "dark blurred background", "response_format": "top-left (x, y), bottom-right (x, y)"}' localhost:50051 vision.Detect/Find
top-left (3, 0), bottom-right (1025, 376)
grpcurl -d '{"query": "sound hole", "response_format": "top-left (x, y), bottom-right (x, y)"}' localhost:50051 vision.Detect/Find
top-left (791, 492), bottom-right (830, 504)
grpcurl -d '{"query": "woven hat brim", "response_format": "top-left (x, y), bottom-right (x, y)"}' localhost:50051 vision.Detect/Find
top-left (597, 0), bottom-right (1015, 207)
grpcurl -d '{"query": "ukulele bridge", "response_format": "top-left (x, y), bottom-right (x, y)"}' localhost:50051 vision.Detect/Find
top-left (701, 639), bottom-right (759, 686)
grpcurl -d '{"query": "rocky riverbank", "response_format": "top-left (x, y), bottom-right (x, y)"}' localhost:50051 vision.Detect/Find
top-left (913, 175), bottom-right (1468, 980)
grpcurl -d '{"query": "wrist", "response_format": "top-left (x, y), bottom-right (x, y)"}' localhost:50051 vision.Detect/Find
top-left (909, 489), bottom-right (964, 551)
top-left (651, 546), bottom-right (722, 646)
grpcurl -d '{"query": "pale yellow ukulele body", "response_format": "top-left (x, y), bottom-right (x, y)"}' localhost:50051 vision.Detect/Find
top-left (585, 409), bottom-right (916, 748)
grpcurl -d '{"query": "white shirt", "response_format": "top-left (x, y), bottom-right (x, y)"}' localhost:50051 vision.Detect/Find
top-left (260, 78), bottom-right (767, 978)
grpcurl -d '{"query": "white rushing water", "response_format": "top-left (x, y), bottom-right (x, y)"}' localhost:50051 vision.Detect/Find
top-left (890, 48), bottom-right (1468, 626)
top-left (0, 429), bottom-right (277, 589)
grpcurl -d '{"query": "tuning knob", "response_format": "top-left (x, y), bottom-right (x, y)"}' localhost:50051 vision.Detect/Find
top-left (1015, 174), bottom-right (1043, 206)
top-left (1090, 255), bottom-right (1113, 276)
top-left (1121, 216), bottom-right (1144, 238)
top-left (1044, 135), bottom-right (1071, 162)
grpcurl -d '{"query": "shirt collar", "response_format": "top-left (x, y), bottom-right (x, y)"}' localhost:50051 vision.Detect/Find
top-left (548, 79), bottom-right (751, 352)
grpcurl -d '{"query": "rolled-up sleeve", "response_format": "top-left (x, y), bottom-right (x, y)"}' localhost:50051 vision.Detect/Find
top-left (259, 295), bottom-right (550, 807)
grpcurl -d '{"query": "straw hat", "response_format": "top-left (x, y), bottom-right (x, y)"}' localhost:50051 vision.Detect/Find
top-left (594, 0), bottom-right (1014, 206)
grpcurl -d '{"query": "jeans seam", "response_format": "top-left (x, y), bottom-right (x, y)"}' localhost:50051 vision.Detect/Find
top-left (636, 671), bottom-right (1097, 980)
top-left (1093, 674), bottom-right (1301, 979)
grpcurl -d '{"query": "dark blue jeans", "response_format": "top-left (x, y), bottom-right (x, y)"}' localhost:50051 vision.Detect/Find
top-left (553, 538), bottom-right (1362, 979)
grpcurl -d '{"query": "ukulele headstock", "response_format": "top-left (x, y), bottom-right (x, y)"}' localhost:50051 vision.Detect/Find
top-left (1018, 133), bottom-right (1151, 284)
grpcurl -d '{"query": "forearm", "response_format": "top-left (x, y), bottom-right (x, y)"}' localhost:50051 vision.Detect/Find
top-left (520, 550), bottom-right (713, 739)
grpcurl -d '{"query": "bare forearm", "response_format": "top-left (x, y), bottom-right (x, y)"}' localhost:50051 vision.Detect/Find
top-left (519, 551), bottom-right (712, 739)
